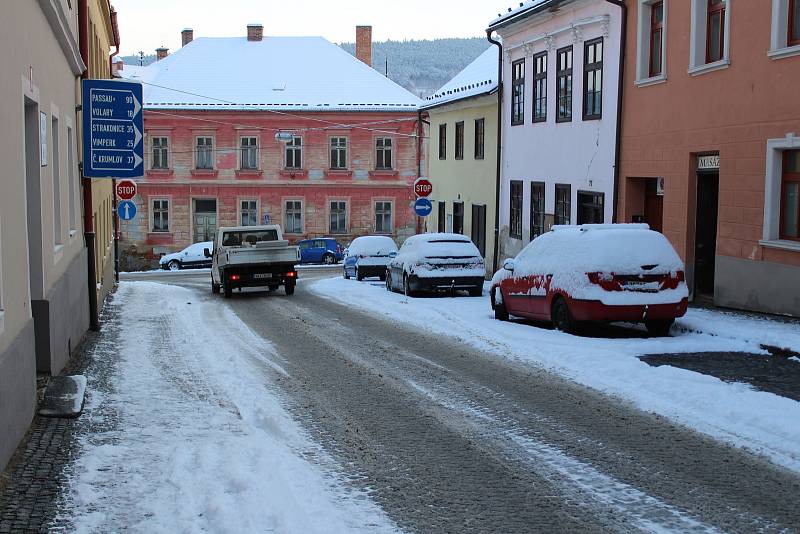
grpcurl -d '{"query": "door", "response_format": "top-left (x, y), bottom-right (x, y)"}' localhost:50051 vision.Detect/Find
top-left (193, 199), bottom-right (217, 243)
top-left (694, 173), bottom-right (719, 297)
top-left (644, 178), bottom-right (663, 232)
top-left (310, 239), bottom-right (327, 262)
top-left (298, 240), bottom-right (312, 263)
top-left (471, 204), bottom-right (486, 258)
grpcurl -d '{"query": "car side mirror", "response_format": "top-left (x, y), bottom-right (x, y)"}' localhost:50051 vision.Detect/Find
top-left (389, 251), bottom-right (398, 258)
top-left (204, 248), bottom-right (212, 258)
top-left (503, 259), bottom-right (515, 272)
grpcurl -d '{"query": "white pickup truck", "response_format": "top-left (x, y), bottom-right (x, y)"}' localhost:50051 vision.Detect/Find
top-left (205, 225), bottom-right (300, 297)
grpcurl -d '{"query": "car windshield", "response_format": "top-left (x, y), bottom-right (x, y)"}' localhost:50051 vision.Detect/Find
top-left (221, 230), bottom-right (279, 247)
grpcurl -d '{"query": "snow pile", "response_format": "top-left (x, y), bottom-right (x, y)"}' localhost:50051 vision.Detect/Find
top-left (347, 236), bottom-right (397, 256)
top-left (62, 281), bottom-right (398, 533)
top-left (312, 277), bottom-right (800, 473)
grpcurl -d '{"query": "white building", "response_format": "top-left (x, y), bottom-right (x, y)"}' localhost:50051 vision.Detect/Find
top-left (489, 0), bottom-right (623, 260)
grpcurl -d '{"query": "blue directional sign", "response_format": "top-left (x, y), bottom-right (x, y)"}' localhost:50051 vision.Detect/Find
top-left (414, 198), bottom-right (433, 217)
top-left (117, 200), bottom-right (137, 221)
top-left (82, 79), bottom-right (144, 178)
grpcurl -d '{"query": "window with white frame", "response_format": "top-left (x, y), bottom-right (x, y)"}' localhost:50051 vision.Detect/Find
top-left (556, 46), bottom-right (573, 122)
top-left (285, 136), bottom-right (302, 169)
top-left (196, 137), bottom-right (214, 169)
top-left (375, 201), bottom-right (392, 233)
top-left (52, 116), bottom-right (63, 246)
top-left (330, 137), bottom-right (348, 169)
top-left (67, 126), bottom-right (77, 233)
top-left (583, 38), bottom-right (603, 120)
top-left (240, 199), bottom-right (258, 226)
top-left (284, 200), bottom-right (303, 234)
top-left (770, 0), bottom-right (800, 56)
top-left (329, 201), bottom-right (347, 234)
top-left (240, 137), bottom-right (258, 170)
top-left (782, 150), bottom-right (800, 240)
top-left (152, 199), bottom-right (169, 232)
top-left (636, 0), bottom-right (667, 82)
top-left (689, 0), bottom-right (730, 72)
top-left (151, 136), bottom-right (168, 169)
top-left (376, 137), bottom-right (393, 169)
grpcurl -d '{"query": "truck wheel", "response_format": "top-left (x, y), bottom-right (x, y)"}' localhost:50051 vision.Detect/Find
top-left (356, 268), bottom-right (364, 281)
top-left (285, 282), bottom-right (296, 296)
top-left (212, 282), bottom-right (220, 294)
top-left (223, 285), bottom-right (232, 299)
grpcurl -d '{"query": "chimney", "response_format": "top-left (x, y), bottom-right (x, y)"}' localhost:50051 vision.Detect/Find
top-left (181, 28), bottom-right (194, 46)
top-left (356, 25), bottom-right (372, 67)
top-left (156, 46), bottom-right (169, 60)
top-left (247, 23), bottom-right (263, 42)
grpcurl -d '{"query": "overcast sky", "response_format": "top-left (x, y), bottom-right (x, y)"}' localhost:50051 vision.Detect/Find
top-left (113, 0), bottom-right (517, 56)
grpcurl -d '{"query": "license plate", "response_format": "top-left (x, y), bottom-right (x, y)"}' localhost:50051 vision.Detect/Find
top-left (253, 273), bottom-right (273, 279)
top-left (624, 281), bottom-right (658, 292)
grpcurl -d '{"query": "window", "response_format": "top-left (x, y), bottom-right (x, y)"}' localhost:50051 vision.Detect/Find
top-left (330, 137), bottom-right (347, 169)
top-left (284, 200), bottom-right (303, 234)
top-left (555, 184), bottom-right (571, 225)
top-left (455, 122), bottom-right (464, 160)
top-left (511, 59), bottom-right (525, 125)
top-left (577, 191), bottom-right (605, 224)
top-left (533, 52), bottom-right (547, 122)
top-left (510, 181), bottom-right (523, 239)
top-left (650, 2), bottom-right (665, 76)
top-left (329, 201), bottom-right (347, 234)
top-left (453, 201), bottom-right (464, 234)
top-left (474, 118), bottom-right (485, 159)
top-left (67, 126), bottom-right (76, 233)
top-left (530, 182), bottom-right (545, 240)
top-left (151, 136), bottom-right (168, 169)
top-left (556, 46), bottom-right (573, 122)
top-left (790, 0), bottom-right (800, 46)
top-left (152, 199), bottom-right (169, 232)
top-left (583, 39), bottom-right (603, 120)
top-left (240, 200), bottom-right (258, 226)
top-left (375, 201), bottom-right (392, 233)
top-left (437, 201), bottom-right (446, 232)
top-left (782, 150), bottom-right (800, 240)
top-left (196, 137), bottom-right (213, 169)
top-left (706, 0), bottom-right (726, 63)
top-left (52, 116), bottom-right (62, 246)
top-left (439, 124), bottom-right (447, 160)
top-left (376, 137), bottom-right (393, 169)
top-left (285, 136), bottom-right (302, 169)
top-left (240, 137), bottom-right (258, 169)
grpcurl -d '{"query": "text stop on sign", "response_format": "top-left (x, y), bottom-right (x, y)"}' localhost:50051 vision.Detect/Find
top-left (115, 179), bottom-right (137, 200)
top-left (414, 178), bottom-right (432, 198)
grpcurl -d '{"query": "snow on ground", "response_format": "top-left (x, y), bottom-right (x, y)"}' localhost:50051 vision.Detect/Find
top-left (61, 281), bottom-right (398, 534)
top-left (312, 277), bottom-right (800, 473)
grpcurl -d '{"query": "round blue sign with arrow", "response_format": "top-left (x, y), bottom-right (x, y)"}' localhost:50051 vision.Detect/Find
top-left (414, 198), bottom-right (433, 217)
top-left (118, 200), bottom-right (137, 221)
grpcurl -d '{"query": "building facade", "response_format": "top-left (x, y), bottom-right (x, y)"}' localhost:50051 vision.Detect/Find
top-left (0, 0), bottom-right (89, 470)
top-left (119, 26), bottom-right (422, 265)
top-left (617, 0), bottom-right (800, 315)
top-left (490, 0), bottom-right (623, 262)
top-left (421, 47), bottom-right (499, 275)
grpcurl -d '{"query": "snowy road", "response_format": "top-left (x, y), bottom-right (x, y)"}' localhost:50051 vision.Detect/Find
top-left (76, 269), bottom-right (800, 533)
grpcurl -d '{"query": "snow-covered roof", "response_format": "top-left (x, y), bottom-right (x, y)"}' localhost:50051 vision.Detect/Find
top-left (488, 0), bottom-right (556, 30)
top-left (129, 36), bottom-right (421, 112)
top-left (118, 63), bottom-right (153, 83)
top-left (421, 46), bottom-right (499, 110)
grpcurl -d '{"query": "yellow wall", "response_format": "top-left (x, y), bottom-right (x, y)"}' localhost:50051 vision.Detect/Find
top-left (426, 94), bottom-right (498, 275)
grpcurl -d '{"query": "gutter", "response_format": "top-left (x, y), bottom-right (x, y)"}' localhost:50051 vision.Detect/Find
top-left (486, 29), bottom-right (503, 274)
top-left (603, 0), bottom-right (627, 223)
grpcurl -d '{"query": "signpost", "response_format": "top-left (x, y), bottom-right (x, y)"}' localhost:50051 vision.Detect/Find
top-left (117, 200), bottom-right (137, 221)
top-left (115, 179), bottom-right (137, 200)
top-left (82, 79), bottom-right (144, 179)
top-left (414, 177), bottom-right (432, 198)
top-left (414, 198), bottom-right (433, 217)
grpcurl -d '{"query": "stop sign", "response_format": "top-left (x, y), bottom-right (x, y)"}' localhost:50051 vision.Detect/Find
top-left (115, 179), bottom-right (137, 200)
top-left (414, 178), bottom-right (432, 198)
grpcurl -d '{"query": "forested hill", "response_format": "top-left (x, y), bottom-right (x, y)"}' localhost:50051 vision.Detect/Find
top-left (120, 37), bottom-right (489, 99)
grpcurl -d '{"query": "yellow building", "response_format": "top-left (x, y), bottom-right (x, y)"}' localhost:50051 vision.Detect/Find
top-left (421, 47), bottom-right (499, 275)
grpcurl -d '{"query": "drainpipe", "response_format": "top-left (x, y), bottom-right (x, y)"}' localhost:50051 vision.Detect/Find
top-left (109, 3), bottom-right (120, 283)
top-left (108, 4), bottom-right (120, 75)
top-left (486, 29), bottom-right (503, 274)
top-left (79, 0), bottom-right (100, 330)
top-left (604, 0), bottom-right (627, 223)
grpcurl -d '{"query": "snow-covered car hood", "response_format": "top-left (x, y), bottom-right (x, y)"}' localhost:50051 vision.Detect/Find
top-left (159, 252), bottom-right (181, 265)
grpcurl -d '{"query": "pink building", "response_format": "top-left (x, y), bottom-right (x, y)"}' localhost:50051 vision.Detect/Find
top-left (120, 25), bottom-right (422, 266)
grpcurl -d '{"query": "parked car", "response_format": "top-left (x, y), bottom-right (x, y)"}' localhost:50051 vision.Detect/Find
top-left (343, 236), bottom-right (397, 281)
top-left (297, 238), bottom-right (344, 264)
top-left (159, 241), bottom-right (213, 271)
top-left (490, 224), bottom-right (689, 336)
top-left (386, 233), bottom-right (485, 296)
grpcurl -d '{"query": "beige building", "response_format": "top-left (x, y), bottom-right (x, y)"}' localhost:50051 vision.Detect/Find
top-left (421, 47), bottom-right (499, 274)
top-left (0, 0), bottom-right (118, 471)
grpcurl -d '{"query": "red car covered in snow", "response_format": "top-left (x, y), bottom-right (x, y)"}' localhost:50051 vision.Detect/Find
top-left (490, 224), bottom-right (689, 336)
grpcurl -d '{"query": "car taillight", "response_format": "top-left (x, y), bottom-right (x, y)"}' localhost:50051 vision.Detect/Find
top-left (587, 272), bottom-right (622, 291)
top-left (661, 270), bottom-right (685, 289)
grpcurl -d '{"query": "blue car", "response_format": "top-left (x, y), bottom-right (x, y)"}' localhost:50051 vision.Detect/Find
top-left (297, 238), bottom-right (344, 264)
top-left (343, 236), bottom-right (398, 281)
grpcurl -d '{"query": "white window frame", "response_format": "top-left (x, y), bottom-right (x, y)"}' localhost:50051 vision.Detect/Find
top-left (688, 0), bottom-right (731, 76)
top-left (239, 198), bottom-right (259, 226)
top-left (194, 135), bottom-right (215, 170)
top-left (283, 198), bottom-right (304, 235)
top-left (150, 135), bottom-right (170, 169)
top-left (761, 132), bottom-right (800, 251)
top-left (374, 199), bottom-right (394, 234)
top-left (770, 0), bottom-right (800, 59)
top-left (285, 136), bottom-right (303, 169)
top-left (51, 110), bottom-right (63, 249)
top-left (239, 136), bottom-right (259, 170)
top-left (635, 0), bottom-right (669, 86)
top-left (151, 197), bottom-right (171, 233)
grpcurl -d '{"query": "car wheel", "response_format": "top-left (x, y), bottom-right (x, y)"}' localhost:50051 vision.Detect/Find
top-left (468, 286), bottom-right (482, 297)
top-left (356, 268), bottom-right (364, 281)
top-left (168, 260), bottom-right (180, 271)
top-left (322, 253), bottom-right (335, 265)
top-left (552, 297), bottom-right (576, 334)
top-left (343, 267), bottom-right (350, 280)
top-left (645, 319), bottom-right (674, 337)
top-left (285, 282), bottom-right (296, 296)
top-left (385, 273), bottom-right (393, 292)
top-left (212, 282), bottom-right (220, 294)
top-left (494, 294), bottom-right (509, 321)
top-left (403, 274), bottom-right (416, 297)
